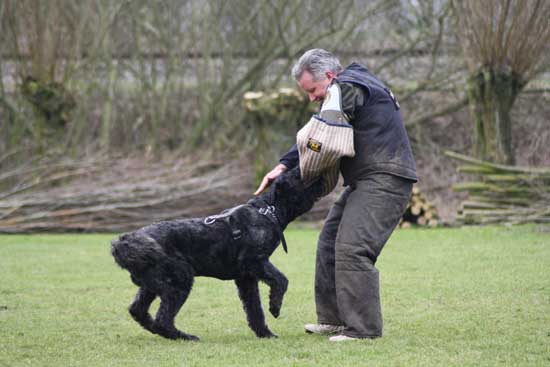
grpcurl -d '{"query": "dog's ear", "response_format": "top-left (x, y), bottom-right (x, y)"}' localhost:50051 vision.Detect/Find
top-left (271, 166), bottom-right (300, 195)
top-left (278, 166), bottom-right (298, 181)
top-left (307, 177), bottom-right (324, 198)
top-left (284, 166), bottom-right (301, 180)
top-left (291, 166), bottom-right (305, 183)
top-left (288, 167), bottom-right (306, 190)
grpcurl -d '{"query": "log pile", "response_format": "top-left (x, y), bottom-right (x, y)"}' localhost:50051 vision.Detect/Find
top-left (243, 87), bottom-right (315, 121)
top-left (0, 156), bottom-right (253, 233)
top-left (399, 186), bottom-right (440, 228)
top-left (445, 150), bottom-right (550, 225)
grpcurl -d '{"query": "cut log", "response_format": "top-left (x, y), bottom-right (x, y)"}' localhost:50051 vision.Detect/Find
top-left (399, 185), bottom-right (440, 228)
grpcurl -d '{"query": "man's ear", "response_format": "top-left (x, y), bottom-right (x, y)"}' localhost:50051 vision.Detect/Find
top-left (325, 71), bottom-right (336, 82)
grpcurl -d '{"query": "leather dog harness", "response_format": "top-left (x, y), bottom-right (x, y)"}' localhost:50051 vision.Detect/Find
top-left (258, 204), bottom-right (288, 253)
top-left (204, 203), bottom-right (288, 253)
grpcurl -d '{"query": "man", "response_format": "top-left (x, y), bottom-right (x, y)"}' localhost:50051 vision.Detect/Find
top-left (254, 49), bottom-right (417, 341)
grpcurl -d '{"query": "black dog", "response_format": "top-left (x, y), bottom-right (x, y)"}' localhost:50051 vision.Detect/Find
top-left (111, 168), bottom-right (320, 341)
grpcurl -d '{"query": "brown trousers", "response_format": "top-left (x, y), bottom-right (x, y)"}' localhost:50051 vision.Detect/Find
top-left (315, 173), bottom-right (413, 338)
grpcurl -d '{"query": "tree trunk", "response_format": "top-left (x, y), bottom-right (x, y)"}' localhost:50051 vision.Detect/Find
top-left (466, 66), bottom-right (524, 165)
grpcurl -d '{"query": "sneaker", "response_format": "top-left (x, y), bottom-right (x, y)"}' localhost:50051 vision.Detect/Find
top-left (304, 323), bottom-right (345, 335)
top-left (329, 334), bottom-right (360, 342)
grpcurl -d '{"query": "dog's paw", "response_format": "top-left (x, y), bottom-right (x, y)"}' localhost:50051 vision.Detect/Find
top-left (269, 305), bottom-right (281, 318)
top-left (258, 331), bottom-right (278, 339)
top-left (182, 333), bottom-right (200, 342)
top-left (152, 323), bottom-right (200, 341)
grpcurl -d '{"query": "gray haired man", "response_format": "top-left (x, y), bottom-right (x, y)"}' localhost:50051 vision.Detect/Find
top-left (255, 49), bottom-right (417, 341)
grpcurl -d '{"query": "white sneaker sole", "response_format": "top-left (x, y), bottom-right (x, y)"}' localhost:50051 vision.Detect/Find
top-left (329, 334), bottom-right (360, 342)
top-left (304, 324), bottom-right (345, 335)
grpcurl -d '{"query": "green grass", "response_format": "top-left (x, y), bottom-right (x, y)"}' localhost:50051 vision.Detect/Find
top-left (1, 225), bottom-right (549, 367)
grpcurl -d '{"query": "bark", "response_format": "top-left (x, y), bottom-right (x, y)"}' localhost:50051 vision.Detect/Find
top-left (466, 66), bottom-right (524, 165)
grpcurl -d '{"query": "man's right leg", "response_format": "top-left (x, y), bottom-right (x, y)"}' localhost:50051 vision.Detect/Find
top-left (312, 188), bottom-right (351, 327)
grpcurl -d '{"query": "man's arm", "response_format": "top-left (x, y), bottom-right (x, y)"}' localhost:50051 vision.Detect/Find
top-left (254, 144), bottom-right (299, 195)
top-left (335, 82), bottom-right (365, 122)
top-left (254, 163), bottom-right (288, 195)
top-left (279, 144), bottom-right (299, 169)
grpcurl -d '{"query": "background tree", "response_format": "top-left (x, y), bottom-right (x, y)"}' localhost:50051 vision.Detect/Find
top-left (0, 0), bottom-right (128, 152)
top-left (452, 0), bottom-right (550, 164)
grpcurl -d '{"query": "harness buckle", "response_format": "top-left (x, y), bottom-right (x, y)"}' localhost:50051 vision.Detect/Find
top-left (259, 205), bottom-right (275, 216)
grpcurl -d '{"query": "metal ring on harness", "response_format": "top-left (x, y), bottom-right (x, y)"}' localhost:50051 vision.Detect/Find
top-left (204, 217), bottom-right (216, 225)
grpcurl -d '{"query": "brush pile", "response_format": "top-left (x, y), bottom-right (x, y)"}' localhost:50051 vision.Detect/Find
top-left (0, 156), bottom-right (252, 233)
top-left (446, 151), bottom-right (550, 225)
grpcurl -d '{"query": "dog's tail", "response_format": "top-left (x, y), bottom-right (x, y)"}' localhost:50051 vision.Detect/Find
top-left (110, 232), bottom-right (165, 274)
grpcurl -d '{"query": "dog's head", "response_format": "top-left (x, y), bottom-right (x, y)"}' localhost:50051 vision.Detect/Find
top-left (269, 167), bottom-right (323, 222)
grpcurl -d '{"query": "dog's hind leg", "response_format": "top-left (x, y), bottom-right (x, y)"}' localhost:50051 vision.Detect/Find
top-left (129, 287), bottom-right (156, 332)
top-left (153, 291), bottom-right (198, 341)
top-left (150, 261), bottom-right (199, 341)
top-left (235, 276), bottom-right (276, 338)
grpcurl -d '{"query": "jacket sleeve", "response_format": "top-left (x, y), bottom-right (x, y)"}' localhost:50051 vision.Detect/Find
top-left (337, 82), bottom-right (366, 123)
top-left (279, 144), bottom-right (299, 169)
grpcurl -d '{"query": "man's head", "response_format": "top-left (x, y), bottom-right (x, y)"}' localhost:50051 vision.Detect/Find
top-left (291, 49), bottom-right (343, 103)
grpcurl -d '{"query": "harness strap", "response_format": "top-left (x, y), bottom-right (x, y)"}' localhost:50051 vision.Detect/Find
top-left (204, 205), bottom-right (246, 240)
top-left (259, 205), bottom-right (288, 253)
top-left (204, 202), bottom-right (287, 253)
top-left (280, 231), bottom-right (288, 253)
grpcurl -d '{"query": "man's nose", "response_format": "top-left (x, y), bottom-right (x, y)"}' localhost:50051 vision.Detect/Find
top-left (308, 94), bottom-right (316, 102)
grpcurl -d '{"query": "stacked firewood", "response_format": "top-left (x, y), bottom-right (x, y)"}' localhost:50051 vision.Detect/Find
top-left (243, 88), bottom-right (314, 117)
top-left (243, 87), bottom-right (316, 135)
top-left (244, 88), bottom-right (304, 109)
top-left (399, 186), bottom-right (440, 228)
top-left (445, 151), bottom-right (550, 225)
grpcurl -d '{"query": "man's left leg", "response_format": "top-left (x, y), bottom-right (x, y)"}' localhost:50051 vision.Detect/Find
top-left (333, 174), bottom-right (413, 339)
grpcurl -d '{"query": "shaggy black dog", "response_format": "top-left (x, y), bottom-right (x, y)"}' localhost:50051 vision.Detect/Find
top-left (111, 168), bottom-right (320, 341)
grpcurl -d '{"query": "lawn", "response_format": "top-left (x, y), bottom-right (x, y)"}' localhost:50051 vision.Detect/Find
top-left (1, 225), bottom-right (549, 367)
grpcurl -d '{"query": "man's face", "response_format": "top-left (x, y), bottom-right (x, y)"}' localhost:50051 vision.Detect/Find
top-left (297, 71), bottom-right (335, 103)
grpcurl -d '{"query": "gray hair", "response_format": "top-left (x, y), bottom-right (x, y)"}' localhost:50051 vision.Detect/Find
top-left (291, 49), bottom-right (343, 81)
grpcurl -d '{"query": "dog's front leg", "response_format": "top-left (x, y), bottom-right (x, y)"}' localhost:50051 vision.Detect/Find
top-left (235, 276), bottom-right (276, 338)
top-left (257, 261), bottom-right (288, 318)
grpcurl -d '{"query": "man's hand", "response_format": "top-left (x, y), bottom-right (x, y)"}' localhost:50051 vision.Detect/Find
top-left (254, 164), bottom-right (288, 195)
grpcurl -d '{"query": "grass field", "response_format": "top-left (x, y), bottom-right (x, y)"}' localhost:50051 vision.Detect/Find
top-left (1, 225), bottom-right (549, 367)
